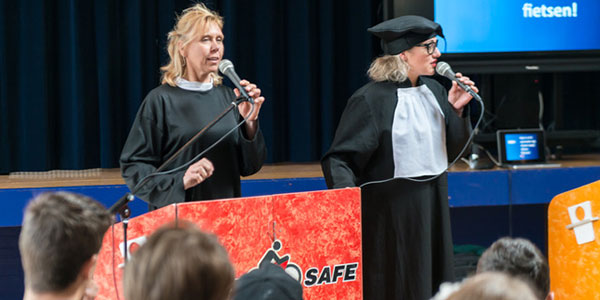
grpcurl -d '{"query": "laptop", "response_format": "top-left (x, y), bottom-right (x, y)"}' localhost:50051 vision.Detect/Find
top-left (496, 129), bottom-right (561, 169)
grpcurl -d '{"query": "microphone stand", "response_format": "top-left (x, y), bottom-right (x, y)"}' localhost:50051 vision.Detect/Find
top-left (107, 96), bottom-right (252, 266)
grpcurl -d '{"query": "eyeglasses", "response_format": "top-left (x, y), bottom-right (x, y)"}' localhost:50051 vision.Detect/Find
top-left (415, 40), bottom-right (438, 55)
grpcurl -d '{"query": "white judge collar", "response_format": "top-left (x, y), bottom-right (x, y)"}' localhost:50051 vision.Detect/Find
top-left (175, 77), bottom-right (214, 92)
top-left (391, 85), bottom-right (447, 178)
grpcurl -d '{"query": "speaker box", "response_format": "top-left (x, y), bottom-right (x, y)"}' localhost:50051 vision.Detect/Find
top-left (491, 73), bottom-right (542, 130)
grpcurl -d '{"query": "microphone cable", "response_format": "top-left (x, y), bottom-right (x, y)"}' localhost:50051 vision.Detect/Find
top-left (131, 97), bottom-right (255, 194)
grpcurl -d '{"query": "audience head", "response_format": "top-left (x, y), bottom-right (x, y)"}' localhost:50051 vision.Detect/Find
top-left (123, 223), bottom-right (235, 300)
top-left (477, 237), bottom-right (551, 300)
top-left (447, 272), bottom-right (537, 300)
top-left (19, 191), bottom-right (112, 296)
top-left (233, 263), bottom-right (303, 300)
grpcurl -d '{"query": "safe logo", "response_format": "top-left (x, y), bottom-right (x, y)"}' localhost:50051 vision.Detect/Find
top-left (253, 239), bottom-right (303, 282)
top-left (252, 239), bottom-right (359, 287)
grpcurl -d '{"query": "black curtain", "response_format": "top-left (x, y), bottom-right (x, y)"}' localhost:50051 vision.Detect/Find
top-left (0, 0), bottom-right (382, 173)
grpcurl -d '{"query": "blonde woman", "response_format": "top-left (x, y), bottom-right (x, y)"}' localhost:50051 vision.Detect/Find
top-left (120, 3), bottom-right (266, 209)
top-left (321, 16), bottom-right (478, 300)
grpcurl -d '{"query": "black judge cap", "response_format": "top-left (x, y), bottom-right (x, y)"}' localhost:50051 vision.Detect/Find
top-left (233, 264), bottom-right (303, 300)
top-left (368, 15), bottom-right (444, 55)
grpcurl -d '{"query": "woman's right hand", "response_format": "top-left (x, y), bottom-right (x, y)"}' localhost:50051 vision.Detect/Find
top-left (183, 158), bottom-right (214, 190)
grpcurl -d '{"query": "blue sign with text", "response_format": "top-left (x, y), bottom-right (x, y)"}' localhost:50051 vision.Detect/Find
top-left (435, 0), bottom-right (600, 53)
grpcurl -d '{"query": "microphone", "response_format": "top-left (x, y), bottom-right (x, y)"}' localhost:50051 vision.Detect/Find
top-left (108, 193), bottom-right (134, 215)
top-left (435, 61), bottom-right (482, 102)
top-left (218, 59), bottom-right (253, 103)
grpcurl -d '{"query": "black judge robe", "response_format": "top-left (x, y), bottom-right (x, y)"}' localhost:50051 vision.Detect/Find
top-left (321, 77), bottom-right (471, 300)
top-left (120, 84), bottom-right (266, 209)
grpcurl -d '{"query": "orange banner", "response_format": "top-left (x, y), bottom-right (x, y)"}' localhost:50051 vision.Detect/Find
top-left (548, 180), bottom-right (600, 300)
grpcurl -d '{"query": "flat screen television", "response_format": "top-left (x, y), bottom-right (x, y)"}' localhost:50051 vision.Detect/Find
top-left (384, 0), bottom-right (600, 73)
top-left (434, 0), bottom-right (600, 73)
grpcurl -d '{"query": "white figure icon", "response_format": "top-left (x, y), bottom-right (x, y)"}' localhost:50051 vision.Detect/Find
top-left (118, 235), bottom-right (147, 268)
top-left (566, 201), bottom-right (598, 245)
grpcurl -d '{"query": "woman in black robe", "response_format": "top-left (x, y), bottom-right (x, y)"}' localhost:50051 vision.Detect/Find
top-left (120, 4), bottom-right (266, 209)
top-left (321, 16), bottom-right (478, 300)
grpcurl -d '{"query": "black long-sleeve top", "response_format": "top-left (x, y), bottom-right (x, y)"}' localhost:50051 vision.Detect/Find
top-left (120, 84), bottom-right (266, 209)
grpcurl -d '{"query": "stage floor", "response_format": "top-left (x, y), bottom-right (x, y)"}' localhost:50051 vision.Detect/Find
top-left (1, 154), bottom-right (598, 189)
top-left (0, 163), bottom-right (324, 189)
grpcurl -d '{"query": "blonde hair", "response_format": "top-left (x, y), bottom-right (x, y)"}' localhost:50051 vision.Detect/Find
top-left (367, 54), bottom-right (409, 83)
top-left (161, 3), bottom-right (224, 86)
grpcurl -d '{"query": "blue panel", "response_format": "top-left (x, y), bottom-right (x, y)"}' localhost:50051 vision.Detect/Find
top-left (0, 185), bottom-right (149, 227)
top-left (241, 177), bottom-right (328, 197)
top-left (0, 227), bottom-right (24, 300)
top-left (448, 170), bottom-right (509, 207)
top-left (451, 204), bottom-right (549, 255)
top-left (510, 166), bottom-right (600, 205)
top-left (0, 178), bottom-right (328, 227)
top-left (2, 167), bottom-right (599, 226)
